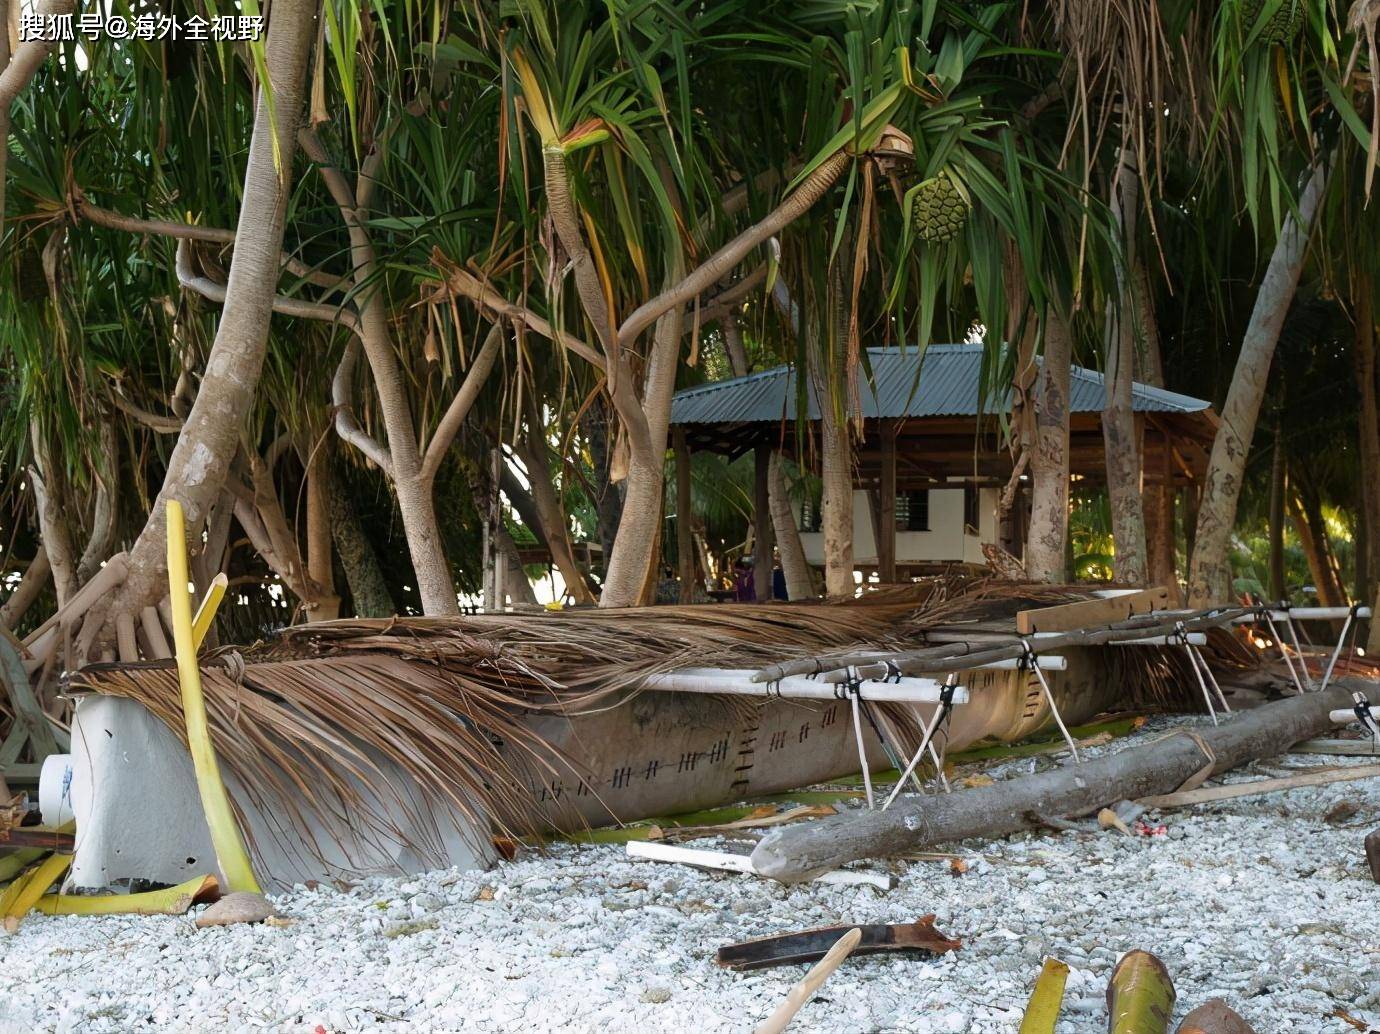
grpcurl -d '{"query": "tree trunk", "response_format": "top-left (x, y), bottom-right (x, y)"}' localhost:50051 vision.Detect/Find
top-left (814, 367), bottom-right (854, 597)
top-left (27, 427), bottom-right (77, 608)
top-left (0, 548), bottom-right (49, 630)
top-left (519, 423), bottom-right (596, 604)
top-left (1268, 429), bottom-right (1287, 601)
top-left (724, 313), bottom-right (813, 597)
top-left (599, 272), bottom-right (684, 608)
top-left (674, 429), bottom-right (695, 603)
top-left (1188, 159), bottom-right (1330, 605)
top-left (770, 453), bottom-right (815, 599)
top-left (751, 681), bottom-right (1359, 882)
top-left (1134, 261), bottom-right (1177, 595)
top-left (326, 470), bottom-right (394, 618)
top-left (753, 446), bottom-right (774, 601)
top-left (1026, 310), bottom-right (1073, 582)
top-left (112, 0), bottom-right (317, 618)
top-left (581, 404), bottom-right (623, 573)
top-left (1289, 489), bottom-right (1345, 607)
top-left (304, 443), bottom-right (340, 621)
top-left (496, 526), bottom-right (539, 606)
top-left (1102, 144), bottom-right (1148, 585)
top-left (1353, 276), bottom-right (1380, 602)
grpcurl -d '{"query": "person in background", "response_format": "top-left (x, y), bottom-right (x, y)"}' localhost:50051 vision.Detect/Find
top-left (732, 556), bottom-right (754, 602)
top-left (772, 558), bottom-right (787, 601)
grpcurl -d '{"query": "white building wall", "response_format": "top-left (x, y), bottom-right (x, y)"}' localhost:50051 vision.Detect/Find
top-left (798, 484), bottom-right (998, 567)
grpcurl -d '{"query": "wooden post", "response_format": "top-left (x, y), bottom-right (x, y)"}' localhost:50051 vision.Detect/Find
top-left (675, 429), bottom-right (695, 604)
top-left (879, 420), bottom-right (897, 583)
top-left (754, 445), bottom-right (774, 602)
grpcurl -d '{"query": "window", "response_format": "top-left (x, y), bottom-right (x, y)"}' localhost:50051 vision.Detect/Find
top-left (896, 490), bottom-right (929, 532)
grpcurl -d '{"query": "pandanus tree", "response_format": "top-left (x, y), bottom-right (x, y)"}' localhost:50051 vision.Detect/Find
top-left (1186, 0), bottom-right (1373, 604)
top-left (434, 0), bottom-right (917, 606)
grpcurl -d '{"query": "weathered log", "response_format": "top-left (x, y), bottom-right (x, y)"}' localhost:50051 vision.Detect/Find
top-left (1107, 951), bottom-right (1175, 1034)
top-left (1176, 999), bottom-right (1256, 1034)
top-left (751, 682), bottom-right (1362, 882)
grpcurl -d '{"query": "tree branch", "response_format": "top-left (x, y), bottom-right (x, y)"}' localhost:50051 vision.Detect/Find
top-left (175, 238), bottom-right (360, 329)
top-left (331, 337), bottom-right (394, 475)
top-left (618, 150), bottom-right (851, 349)
top-left (419, 321), bottom-right (503, 486)
top-left (77, 195), bottom-right (346, 291)
top-left (110, 389), bottom-right (183, 433)
top-left (428, 264), bottom-right (606, 371)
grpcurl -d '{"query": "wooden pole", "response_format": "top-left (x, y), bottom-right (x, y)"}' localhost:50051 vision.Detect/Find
top-left (754, 445), bottom-right (774, 602)
top-left (878, 420), bottom-right (897, 584)
top-left (753, 927), bottom-right (863, 1034)
top-left (675, 428), bottom-right (695, 604)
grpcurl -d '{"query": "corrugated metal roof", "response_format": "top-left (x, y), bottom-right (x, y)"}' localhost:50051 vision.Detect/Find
top-left (670, 344), bottom-right (1211, 425)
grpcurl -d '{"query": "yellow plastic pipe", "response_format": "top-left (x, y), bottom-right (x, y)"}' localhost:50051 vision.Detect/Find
top-left (166, 500), bottom-right (261, 894)
top-left (192, 572), bottom-right (229, 650)
top-left (1, 852), bottom-right (71, 932)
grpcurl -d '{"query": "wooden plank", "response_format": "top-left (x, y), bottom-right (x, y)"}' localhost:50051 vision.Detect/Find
top-left (1016, 587), bottom-right (1171, 635)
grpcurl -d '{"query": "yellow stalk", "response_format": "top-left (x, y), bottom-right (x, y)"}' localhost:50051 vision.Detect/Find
top-left (1019, 957), bottom-right (1070, 1033)
top-left (192, 572), bottom-right (229, 649)
top-left (35, 873), bottom-right (220, 916)
top-left (0, 848), bottom-right (46, 884)
top-left (1, 852), bottom-right (71, 932)
top-left (166, 500), bottom-right (262, 894)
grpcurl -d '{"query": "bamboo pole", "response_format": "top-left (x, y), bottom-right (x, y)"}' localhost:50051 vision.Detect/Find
top-left (165, 500), bottom-right (261, 895)
top-left (1106, 951), bottom-right (1175, 1034)
top-left (753, 927), bottom-right (862, 1034)
top-left (1, 851), bottom-right (70, 933)
top-left (35, 873), bottom-right (219, 916)
top-left (192, 572), bottom-right (229, 649)
top-left (1019, 957), bottom-right (1070, 1034)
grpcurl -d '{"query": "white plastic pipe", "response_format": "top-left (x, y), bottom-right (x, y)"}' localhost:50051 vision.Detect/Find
top-left (1107, 633), bottom-right (1208, 646)
top-left (641, 668), bottom-right (971, 705)
top-left (1234, 607), bottom-right (1371, 623)
top-left (969, 655), bottom-right (1068, 671)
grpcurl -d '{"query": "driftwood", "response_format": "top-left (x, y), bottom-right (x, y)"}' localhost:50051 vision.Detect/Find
top-left (751, 683), bottom-right (1363, 882)
top-left (1138, 764), bottom-right (1380, 809)
top-left (753, 927), bottom-right (861, 1034)
top-left (717, 917), bottom-right (958, 971)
